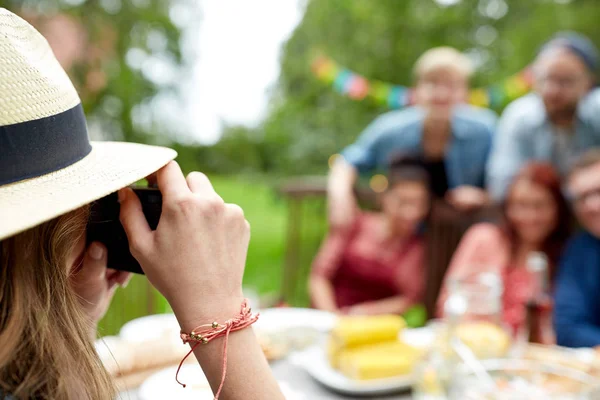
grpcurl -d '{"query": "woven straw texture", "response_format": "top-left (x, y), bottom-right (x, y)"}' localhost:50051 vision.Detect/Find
top-left (0, 9), bottom-right (177, 239)
top-left (0, 8), bottom-right (80, 125)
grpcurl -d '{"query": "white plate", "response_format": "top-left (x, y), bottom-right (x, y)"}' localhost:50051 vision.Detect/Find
top-left (290, 327), bottom-right (435, 396)
top-left (119, 313), bottom-right (180, 343)
top-left (290, 345), bottom-right (413, 396)
top-left (402, 326), bottom-right (436, 348)
top-left (255, 308), bottom-right (336, 333)
top-left (138, 364), bottom-right (309, 400)
top-left (138, 364), bottom-right (213, 400)
top-left (119, 308), bottom-right (335, 343)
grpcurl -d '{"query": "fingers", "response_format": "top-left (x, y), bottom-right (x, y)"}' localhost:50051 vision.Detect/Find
top-left (186, 171), bottom-right (217, 195)
top-left (77, 242), bottom-right (108, 284)
top-left (119, 187), bottom-right (152, 254)
top-left (108, 270), bottom-right (133, 288)
top-left (156, 161), bottom-right (189, 199)
top-left (224, 203), bottom-right (245, 221)
top-left (225, 203), bottom-right (251, 240)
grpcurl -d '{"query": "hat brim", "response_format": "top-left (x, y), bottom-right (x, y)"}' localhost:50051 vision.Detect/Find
top-left (0, 141), bottom-right (177, 240)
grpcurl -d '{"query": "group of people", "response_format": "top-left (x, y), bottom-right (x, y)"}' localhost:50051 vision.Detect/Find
top-left (310, 32), bottom-right (600, 349)
top-left (4, 6), bottom-right (600, 398)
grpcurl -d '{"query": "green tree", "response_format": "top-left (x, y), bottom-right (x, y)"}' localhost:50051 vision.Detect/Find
top-left (255, 0), bottom-right (600, 175)
top-left (1, 0), bottom-right (194, 143)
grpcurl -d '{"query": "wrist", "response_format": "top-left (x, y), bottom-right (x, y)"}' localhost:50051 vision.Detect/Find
top-left (170, 293), bottom-right (246, 333)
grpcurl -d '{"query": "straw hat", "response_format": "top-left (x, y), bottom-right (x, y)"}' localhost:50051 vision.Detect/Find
top-left (0, 8), bottom-right (177, 241)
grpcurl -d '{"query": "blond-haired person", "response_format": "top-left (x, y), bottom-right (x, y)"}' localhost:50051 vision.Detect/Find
top-left (328, 47), bottom-right (497, 231)
top-left (0, 9), bottom-right (284, 400)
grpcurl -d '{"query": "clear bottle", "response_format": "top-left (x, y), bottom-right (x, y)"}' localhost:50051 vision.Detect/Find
top-left (525, 252), bottom-right (555, 345)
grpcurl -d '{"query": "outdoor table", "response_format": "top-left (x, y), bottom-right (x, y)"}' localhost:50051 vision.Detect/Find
top-left (120, 356), bottom-right (414, 400)
top-left (271, 357), bottom-right (413, 400)
top-left (114, 308), bottom-right (417, 399)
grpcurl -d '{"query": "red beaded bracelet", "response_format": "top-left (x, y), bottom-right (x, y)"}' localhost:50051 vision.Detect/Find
top-left (175, 299), bottom-right (259, 399)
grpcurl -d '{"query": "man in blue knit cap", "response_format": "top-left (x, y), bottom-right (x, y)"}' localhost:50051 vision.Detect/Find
top-left (487, 32), bottom-right (600, 200)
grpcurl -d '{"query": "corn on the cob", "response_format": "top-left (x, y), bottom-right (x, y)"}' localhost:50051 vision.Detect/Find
top-left (330, 315), bottom-right (406, 348)
top-left (337, 341), bottom-right (422, 380)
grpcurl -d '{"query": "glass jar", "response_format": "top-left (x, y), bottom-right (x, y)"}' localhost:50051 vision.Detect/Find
top-left (444, 271), bottom-right (503, 325)
top-left (444, 271), bottom-right (511, 360)
top-left (412, 323), bottom-right (452, 400)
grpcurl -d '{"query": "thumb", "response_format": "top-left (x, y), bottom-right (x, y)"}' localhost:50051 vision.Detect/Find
top-left (119, 187), bottom-right (152, 254)
top-left (76, 242), bottom-right (108, 285)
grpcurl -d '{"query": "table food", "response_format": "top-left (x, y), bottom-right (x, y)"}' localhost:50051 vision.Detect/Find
top-left (258, 332), bottom-right (291, 362)
top-left (449, 359), bottom-right (600, 400)
top-left (96, 334), bottom-right (191, 379)
top-left (524, 344), bottom-right (593, 373)
top-left (326, 315), bottom-right (422, 380)
top-left (453, 321), bottom-right (511, 359)
top-left (336, 340), bottom-right (422, 380)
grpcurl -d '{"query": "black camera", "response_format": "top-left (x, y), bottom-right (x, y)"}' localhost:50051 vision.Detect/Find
top-left (86, 187), bottom-right (162, 274)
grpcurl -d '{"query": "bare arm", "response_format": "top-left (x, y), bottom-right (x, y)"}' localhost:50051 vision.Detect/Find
top-left (309, 275), bottom-right (339, 312)
top-left (327, 158), bottom-right (358, 230)
top-left (345, 296), bottom-right (412, 316)
top-left (174, 301), bottom-right (283, 400)
top-left (119, 162), bottom-right (284, 400)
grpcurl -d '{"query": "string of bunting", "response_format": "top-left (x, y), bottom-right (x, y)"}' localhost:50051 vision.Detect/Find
top-left (311, 55), bottom-right (534, 110)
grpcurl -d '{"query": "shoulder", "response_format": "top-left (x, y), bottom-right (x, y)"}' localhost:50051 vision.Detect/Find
top-left (563, 231), bottom-right (600, 255)
top-left (453, 104), bottom-right (498, 127)
top-left (452, 105), bottom-right (497, 140)
top-left (578, 88), bottom-right (600, 119)
top-left (499, 93), bottom-right (546, 127)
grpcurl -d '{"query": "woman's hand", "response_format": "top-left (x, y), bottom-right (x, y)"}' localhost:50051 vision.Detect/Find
top-left (118, 161), bottom-right (250, 328)
top-left (70, 242), bottom-right (132, 328)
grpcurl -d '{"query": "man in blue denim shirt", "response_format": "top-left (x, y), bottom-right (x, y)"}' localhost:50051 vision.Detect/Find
top-left (328, 47), bottom-right (497, 230)
top-left (487, 32), bottom-right (600, 200)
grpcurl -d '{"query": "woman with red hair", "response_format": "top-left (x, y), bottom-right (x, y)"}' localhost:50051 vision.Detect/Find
top-left (437, 162), bottom-right (572, 334)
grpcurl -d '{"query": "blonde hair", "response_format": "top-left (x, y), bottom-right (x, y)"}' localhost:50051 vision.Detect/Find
top-left (413, 47), bottom-right (474, 79)
top-left (0, 206), bottom-right (115, 399)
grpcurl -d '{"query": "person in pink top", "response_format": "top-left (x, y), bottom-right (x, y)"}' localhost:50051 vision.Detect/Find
top-left (437, 162), bottom-right (572, 334)
top-left (310, 157), bottom-right (431, 315)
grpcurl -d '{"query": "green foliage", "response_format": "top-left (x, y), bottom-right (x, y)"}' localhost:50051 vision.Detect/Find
top-left (229, 0), bottom-right (600, 176)
top-left (6, 0), bottom-right (598, 177)
top-left (1, 0), bottom-right (192, 142)
top-left (99, 175), bottom-right (326, 335)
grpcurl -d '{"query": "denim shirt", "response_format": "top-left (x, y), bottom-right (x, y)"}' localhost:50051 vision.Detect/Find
top-left (340, 105), bottom-right (497, 189)
top-left (554, 231), bottom-right (600, 348)
top-left (486, 89), bottom-right (600, 200)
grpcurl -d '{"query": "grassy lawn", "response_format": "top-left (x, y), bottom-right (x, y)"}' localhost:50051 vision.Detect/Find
top-left (98, 175), bottom-right (327, 336)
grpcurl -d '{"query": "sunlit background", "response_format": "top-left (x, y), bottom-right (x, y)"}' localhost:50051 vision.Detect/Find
top-left (1, 0), bottom-right (597, 335)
